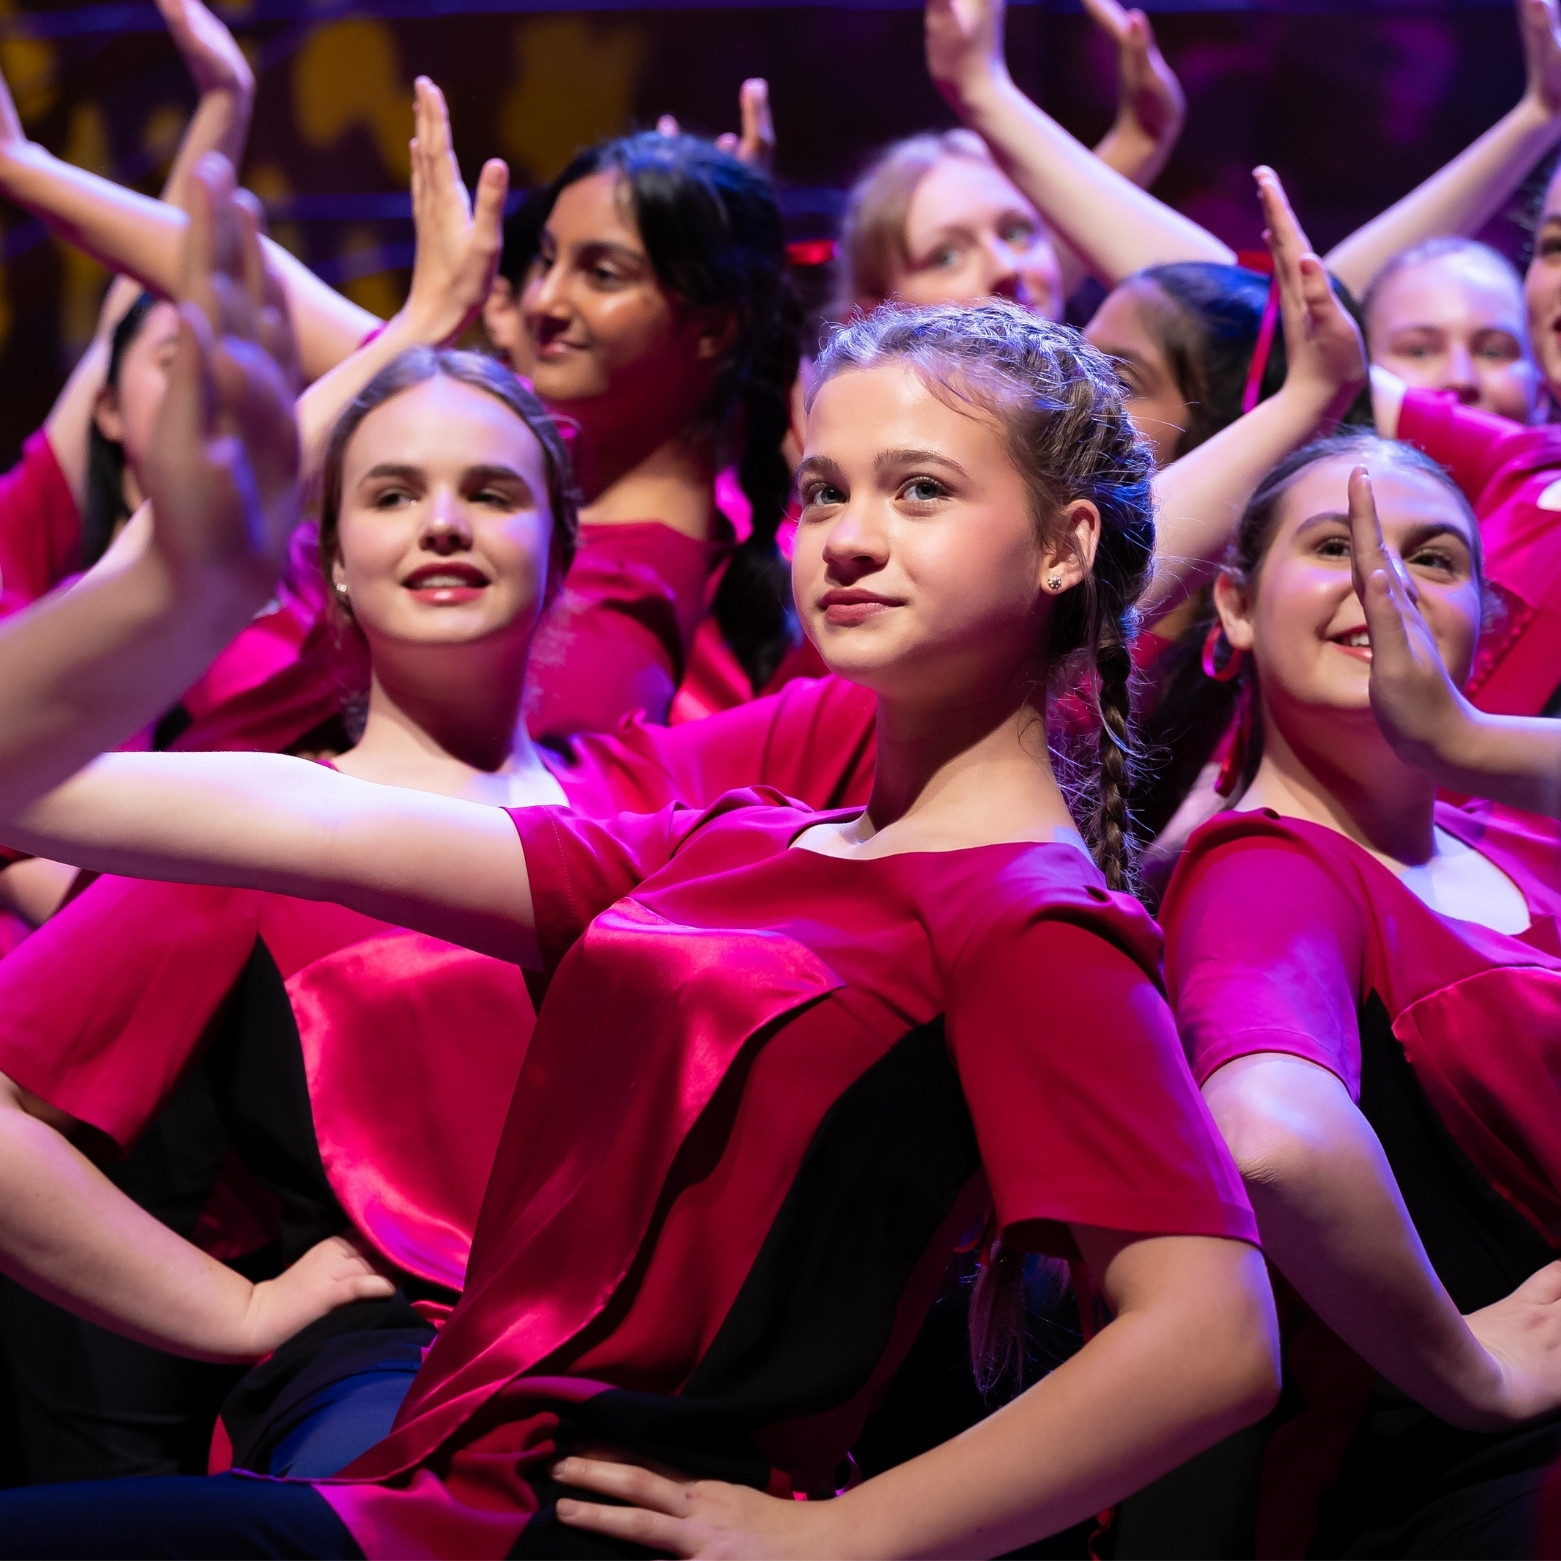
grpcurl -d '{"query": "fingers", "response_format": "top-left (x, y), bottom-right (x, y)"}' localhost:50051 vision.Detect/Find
top-left (1347, 466), bottom-right (1416, 665)
top-left (1080, 0), bottom-right (1131, 39)
top-left (1255, 164), bottom-right (1315, 287)
top-left (178, 152), bottom-right (236, 331)
top-left (657, 113), bottom-right (681, 137)
top-left (553, 1457), bottom-right (694, 1515)
top-left (738, 77), bottom-right (775, 169)
top-left (473, 158), bottom-right (510, 249)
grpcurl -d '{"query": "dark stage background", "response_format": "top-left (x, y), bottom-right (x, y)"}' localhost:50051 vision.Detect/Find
top-left (0, 0), bottom-right (1535, 463)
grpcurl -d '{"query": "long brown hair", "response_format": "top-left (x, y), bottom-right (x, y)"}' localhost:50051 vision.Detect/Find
top-left (811, 300), bottom-right (1157, 1389)
top-left (317, 346), bottom-right (581, 624)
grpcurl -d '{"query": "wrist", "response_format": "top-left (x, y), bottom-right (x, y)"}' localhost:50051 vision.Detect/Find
top-left (1513, 90), bottom-right (1560, 139)
top-left (939, 63), bottom-right (1017, 126)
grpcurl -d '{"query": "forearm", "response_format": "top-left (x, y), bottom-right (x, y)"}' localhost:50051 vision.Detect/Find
top-left (1095, 118), bottom-right (1172, 193)
top-left (295, 309), bottom-right (424, 475)
top-left (1208, 1061), bottom-right (1504, 1428)
top-left (1146, 378), bottom-right (1357, 618)
top-left (1327, 98), bottom-right (1560, 296)
top-left (4, 752), bottom-right (538, 964)
top-left (1418, 707), bottom-right (1561, 817)
top-left (0, 143), bottom-right (375, 382)
top-left (952, 72), bottom-right (1230, 283)
top-left (0, 537), bottom-right (269, 818)
top-left (827, 1239), bottom-right (1275, 1558)
top-left (0, 1088), bottom-right (260, 1361)
top-left (160, 86), bottom-right (252, 213)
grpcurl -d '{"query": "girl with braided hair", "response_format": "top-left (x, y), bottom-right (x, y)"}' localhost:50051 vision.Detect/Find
top-left (0, 298), bottom-right (1275, 1556)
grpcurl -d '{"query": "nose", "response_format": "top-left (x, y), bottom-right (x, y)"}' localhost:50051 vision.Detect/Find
top-left (819, 498), bottom-right (890, 582)
top-left (523, 260), bottom-right (571, 330)
top-left (983, 236), bottom-right (1023, 302)
top-left (1444, 343), bottom-right (1480, 403)
top-left (420, 490), bottom-right (475, 556)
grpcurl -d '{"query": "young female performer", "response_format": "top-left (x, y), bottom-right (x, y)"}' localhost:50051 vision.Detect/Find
top-left (1362, 239), bottom-right (1543, 426)
top-left (1159, 435), bottom-right (1561, 1557)
top-left (838, 0), bottom-right (1186, 318)
top-left (0, 299), bottom-right (1276, 1556)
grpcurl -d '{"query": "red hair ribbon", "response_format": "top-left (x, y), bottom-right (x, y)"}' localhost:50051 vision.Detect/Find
top-left (1234, 248), bottom-right (1280, 416)
top-left (785, 238), bottom-right (838, 267)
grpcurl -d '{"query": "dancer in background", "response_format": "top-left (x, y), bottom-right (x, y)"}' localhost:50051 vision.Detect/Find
top-left (1160, 437), bottom-right (1561, 1557)
top-left (0, 300), bottom-right (1277, 1559)
top-left (838, 0), bottom-right (1187, 319)
top-left (0, 148), bottom-right (298, 824)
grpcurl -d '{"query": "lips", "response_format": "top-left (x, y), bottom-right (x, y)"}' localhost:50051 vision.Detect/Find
top-left (1329, 626), bottom-right (1371, 660)
top-left (818, 588), bottom-right (901, 627)
top-left (403, 561), bottom-right (490, 604)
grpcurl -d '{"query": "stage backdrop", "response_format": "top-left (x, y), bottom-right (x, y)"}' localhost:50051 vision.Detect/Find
top-left (0, 0), bottom-right (1533, 463)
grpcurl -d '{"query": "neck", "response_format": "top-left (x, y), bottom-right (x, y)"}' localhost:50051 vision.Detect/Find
top-left (340, 634), bottom-right (549, 796)
top-left (863, 682), bottom-right (1078, 847)
top-left (1243, 707), bottom-right (1439, 866)
top-left (562, 401), bottom-right (717, 535)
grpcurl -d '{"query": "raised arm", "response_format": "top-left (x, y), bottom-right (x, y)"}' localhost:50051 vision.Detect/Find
top-left (1326, 0), bottom-right (1561, 297)
top-left (4, 751), bottom-right (537, 965)
top-left (1083, 0), bottom-right (1187, 192)
top-left (1204, 1052), bottom-right (1561, 1429)
top-left (925, 0), bottom-right (1230, 285)
top-left (0, 154), bottom-right (301, 817)
top-left (46, 0), bottom-right (258, 505)
top-left (1344, 462), bottom-right (1561, 815)
top-left (0, 52), bottom-right (375, 383)
top-left (1144, 167), bottom-right (1367, 618)
top-left (295, 77), bottom-right (507, 471)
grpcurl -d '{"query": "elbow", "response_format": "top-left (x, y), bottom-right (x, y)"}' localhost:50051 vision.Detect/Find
top-left (1199, 1245), bottom-right (1283, 1434)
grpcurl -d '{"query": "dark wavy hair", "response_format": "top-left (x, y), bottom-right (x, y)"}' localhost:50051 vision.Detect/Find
top-left (507, 131), bottom-right (803, 691)
top-left (1128, 262), bottom-right (1373, 458)
top-left (82, 290), bottom-right (160, 569)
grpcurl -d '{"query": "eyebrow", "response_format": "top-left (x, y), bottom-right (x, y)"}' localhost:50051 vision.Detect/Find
top-left (1294, 510), bottom-right (1473, 550)
top-left (874, 448), bottom-right (972, 479)
top-left (357, 462), bottom-right (535, 497)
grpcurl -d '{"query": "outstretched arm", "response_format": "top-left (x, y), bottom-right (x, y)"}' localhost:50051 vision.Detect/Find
top-left (926, 0), bottom-right (1230, 285)
top-left (5, 752), bottom-right (538, 965)
top-left (1326, 0), bottom-right (1561, 297)
top-left (0, 52), bottom-right (375, 383)
top-left (0, 154), bottom-right (299, 817)
top-left (1145, 167), bottom-right (1366, 618)
top-left (1344, 462), bottom-right (1561, 814)
top-left (295, 77), bottom-right (507, 472)
top-left (1204, 1052), bottom-right (1561, 1430)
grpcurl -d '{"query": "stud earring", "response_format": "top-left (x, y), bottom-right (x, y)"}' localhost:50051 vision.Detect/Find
top-left (1045, 573), bottom-right (1063, 593)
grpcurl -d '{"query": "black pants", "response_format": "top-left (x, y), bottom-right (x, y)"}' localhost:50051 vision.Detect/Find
top-left (0, 1473), bottom-right (361, 1559)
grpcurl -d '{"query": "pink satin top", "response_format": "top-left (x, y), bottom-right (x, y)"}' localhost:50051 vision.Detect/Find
top-left (316, 791), bottom-right (1255, 1559)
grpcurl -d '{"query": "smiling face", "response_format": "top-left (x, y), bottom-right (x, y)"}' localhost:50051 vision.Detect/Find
top-left (1083, 281), bottom-right (1191, 466)
top-left (792, 362), bottom-right (1094, 708)
top-left (891, 155), bottom-right (1063, 321)
top-left (1216, 454), bottom-right (1482, 770)
top-left (519, 170), bottom-right (721, 430)
top-left (1369, 249), bottom-right (1540, 423)
top-left (330, 376), bottom-right (557, 656)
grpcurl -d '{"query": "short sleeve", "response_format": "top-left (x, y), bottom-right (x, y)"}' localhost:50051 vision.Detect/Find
top-left (0, 876), bottom-right (260, 1148)
top-left (508, 803), bottom-right (696, 974)
top-left (1398, 389), bottom-right (1561, 509)
top-left (0, 430), bottom-right (81, 614)
top-left (1163, 834), bottom-right (1366, 1096)
top-left (947, 913), bottom-right (1257, 1256)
